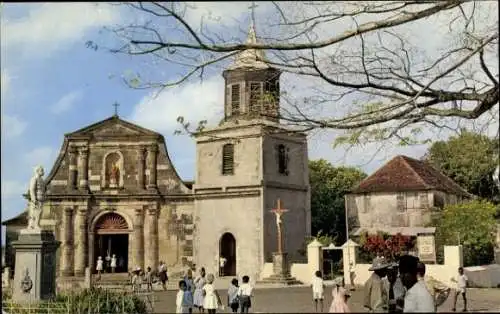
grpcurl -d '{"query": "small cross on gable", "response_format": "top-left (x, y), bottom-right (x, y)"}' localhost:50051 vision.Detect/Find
top-left (112, 102), bottom-right (120, 116)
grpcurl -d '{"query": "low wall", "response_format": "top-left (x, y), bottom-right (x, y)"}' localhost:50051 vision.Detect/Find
top-left (259, 262), bottom-right (312, 284)
top-left (464, 264), bottom-right (500, 288)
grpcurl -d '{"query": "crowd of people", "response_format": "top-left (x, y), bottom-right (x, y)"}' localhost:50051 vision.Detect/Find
top-left (361, 255), bottom-right (467, 313)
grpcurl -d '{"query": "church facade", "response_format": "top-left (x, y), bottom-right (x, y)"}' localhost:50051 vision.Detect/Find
top-left (3, 26), bottom-right (311, 281)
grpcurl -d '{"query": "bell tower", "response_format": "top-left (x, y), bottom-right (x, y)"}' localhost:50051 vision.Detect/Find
top-left (222, 24), bottom-right (281, 123)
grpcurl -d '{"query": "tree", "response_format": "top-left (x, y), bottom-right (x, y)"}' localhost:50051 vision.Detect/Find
top-left (309, 159), bottom-right (366, 244)
top-left (99, 1), bottom-right (498, 144)
top-left (425, 130), bottom-right (499, 202)
top-left (433, 200), bottom-right (497, 266)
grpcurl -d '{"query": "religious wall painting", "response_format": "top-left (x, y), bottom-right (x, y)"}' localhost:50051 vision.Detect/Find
top-left (102, 151), bottom-right (124, 188)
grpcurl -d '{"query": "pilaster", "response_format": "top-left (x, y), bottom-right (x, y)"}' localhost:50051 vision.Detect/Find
top-left (78, 147), bottom-right (89, 191)
top-left (145, 206), bottom-right (159, 270)
top-left (74, 207), bottom-right (88, 276)
top-left (147, 145), bottom-right (158, 190)
top-left (137, 147), bottom-right (146, 190)
top-left (61, 207), bottom-right (74, 276)
top-left (131, 208), bottom-right (144, 270)
top-left (68, 146), bottom-right (78, 190)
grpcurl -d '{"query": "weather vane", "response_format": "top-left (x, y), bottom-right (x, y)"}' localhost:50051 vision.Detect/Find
top-left (112, 102), bottom-right (120, 117)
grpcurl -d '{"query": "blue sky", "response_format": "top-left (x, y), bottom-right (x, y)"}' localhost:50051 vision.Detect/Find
top-left (1, 3), bottom-right (498, 243)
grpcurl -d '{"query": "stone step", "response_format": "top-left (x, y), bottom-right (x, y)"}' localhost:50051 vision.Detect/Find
top-left (256, 274), bottom-right (302, 286)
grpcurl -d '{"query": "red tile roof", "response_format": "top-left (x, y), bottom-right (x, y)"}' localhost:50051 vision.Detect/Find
top-left (351, 155), bottom-right (471, 196)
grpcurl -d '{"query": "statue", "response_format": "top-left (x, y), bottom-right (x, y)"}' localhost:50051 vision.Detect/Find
top-left (109, 162), bottom-right (120, 186)
top-left (493, 165), bottom-right (500, 190)
top-left (27, 165), bottom-right (45, 230)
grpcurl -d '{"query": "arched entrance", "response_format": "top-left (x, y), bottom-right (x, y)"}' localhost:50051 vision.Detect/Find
top-left (219, 233), bottom-right (236, 277)
top-left (93, 212), bottom-right (130, 273)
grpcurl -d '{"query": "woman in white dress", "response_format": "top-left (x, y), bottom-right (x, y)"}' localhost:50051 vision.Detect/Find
top-left (110, 254), bottom-right (117, 273)
top-left (193, 267), bottom-right (207, 312)
top-left (203, 273), bottom-right (222, 314)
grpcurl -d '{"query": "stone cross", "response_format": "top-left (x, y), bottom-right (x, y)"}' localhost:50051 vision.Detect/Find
top-left (112, 102), bottom-right (120, 116)
top-left (270, 199), bottom-right (288, 254)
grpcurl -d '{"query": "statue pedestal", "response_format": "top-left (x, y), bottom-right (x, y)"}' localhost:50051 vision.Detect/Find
top-left (257, 252), bottom-right (301, 285)
top-left (12, 229), bottom-right (60, 303)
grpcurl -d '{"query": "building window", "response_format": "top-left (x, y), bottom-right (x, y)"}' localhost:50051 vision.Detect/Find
top-left (277, 144), bottom-right (288, 175)
top-left (419, 192), bottom-right (429, 208)
top-left (397, 193), bottom-right (406, 212)
top-left (231, 84), bottom-right (241, 115)
top-left (362, 194), bottom-right (371, 213)
top-left (222, 144), bottom-right (234, 175)
top-left (249, 82), bottom-right (262, 114)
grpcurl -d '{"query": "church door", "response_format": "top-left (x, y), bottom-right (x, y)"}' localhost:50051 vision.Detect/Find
top-left (93, 213), bottom-right (130, 273)
top-left (219, 233), bottom-right (236, 276)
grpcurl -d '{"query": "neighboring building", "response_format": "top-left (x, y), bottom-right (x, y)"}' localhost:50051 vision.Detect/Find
top-left (2, 25), bottom-right (311, 281)
top-left (345, 155), bottom-right (471, 236)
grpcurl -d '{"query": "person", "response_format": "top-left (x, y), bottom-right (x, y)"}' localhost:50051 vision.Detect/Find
top-left (177, 280), bottom-right (194, 314)
top-left (329, 276), bottom-right (350, 313)
top-left (237, 275), bottom-right (253, 313)
top-left (219, 256), bottom-right (227, 277)
top-left (131, 267), bottom-right (142, 292)
top-left (145, 266), bottom-right (153, 292)
top-left (416, 262), bottom-right (450, 311)
top-left (451, 267), bottom-right (468, 312)
top-left (311, 270), bottom-right (325, 312)
top-left (348, 262), bottom-right (356, 291)
top-left (364, 256), bottom-right (390, 312)
top-left (228, 278), bottom-right (239, 313)
top-left (118, 256), bottom-right (125, 272)
top-left (105, 253), bottom-right (111, 273)
top-left (193, 267), bottom-right (207, 312)
top-left (158, 261), bottom-right (168, 291)
top-left (398, 255), bottom-right (434, 312)
top-left (384, 262), bottom-right (405, 313)
top-left (185, 269), bottom-right (195, 292)
top-left (111, 254), bottom-right (117, 273)
top-left (96, 256), bottom-right (104, 279)
top-left (203, 273), bottom-right (223, 314)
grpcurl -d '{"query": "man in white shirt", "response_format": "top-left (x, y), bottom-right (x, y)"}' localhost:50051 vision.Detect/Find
top-left (219, 256), bottom-right (227, 277)
top-left (398, 255), bottom-right (435, 313)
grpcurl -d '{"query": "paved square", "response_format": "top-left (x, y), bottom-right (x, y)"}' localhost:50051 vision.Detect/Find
top-left (152, 286), bottom-right (500, 313)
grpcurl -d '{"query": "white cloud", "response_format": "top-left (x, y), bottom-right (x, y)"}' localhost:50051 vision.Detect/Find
top-left (22, 146), bottom-right (56, 170)
top-left (1, 180), bottom-right (27, 199)
top-left (2, 114), bottom-right (27, 139)
top-left (50, 90), bottom-right (83, 114)
top-left (1, 3), bottom-right (120, 58)
top-left (130, 76), bottom-right (224, 134)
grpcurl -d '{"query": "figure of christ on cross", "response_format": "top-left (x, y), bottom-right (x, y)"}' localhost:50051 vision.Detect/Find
top-left (270, 199), bottom-right (288, 254)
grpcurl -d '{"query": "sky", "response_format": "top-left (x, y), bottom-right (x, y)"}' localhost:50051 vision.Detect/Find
top-left (1, 3), bottom-right (498, 243)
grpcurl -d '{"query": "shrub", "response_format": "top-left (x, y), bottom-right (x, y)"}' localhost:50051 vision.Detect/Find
top-left (359, 232), bottom-right (416, 261)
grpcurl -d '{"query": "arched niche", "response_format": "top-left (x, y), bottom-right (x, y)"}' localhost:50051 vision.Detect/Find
top-left (101, 150), bottom-right (124, 188)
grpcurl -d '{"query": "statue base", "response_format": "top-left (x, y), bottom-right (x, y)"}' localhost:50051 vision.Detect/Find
top-left (257, 252), bottom-right (301, 285)
top-left (494, 248), bottom-right (500, 265)
top-left (12, 229), bottom-right (60, 303)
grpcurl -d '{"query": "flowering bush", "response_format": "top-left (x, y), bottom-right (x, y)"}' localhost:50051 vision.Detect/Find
top-left (359, 232), bottom-right (415, 260)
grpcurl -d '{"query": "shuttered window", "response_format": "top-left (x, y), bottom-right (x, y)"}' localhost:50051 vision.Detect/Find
top-left (231, 84), bottom-right (240, 115)
top-left (249, 82), bottom-right (262, 114)
top-left (277, 144), bottom-right (288, 175)
top-left (397, 193), bottom-right (406, 212)
top-left (420, 192), bottom-right (429, 208)
top-left (222, 144), bottom-right (234, 175)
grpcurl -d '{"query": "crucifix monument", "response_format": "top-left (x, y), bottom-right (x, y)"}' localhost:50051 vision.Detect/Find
top-left (12, 166), bottom-right (60, 303)
top-left (258, 199), bottom-right (300, 285)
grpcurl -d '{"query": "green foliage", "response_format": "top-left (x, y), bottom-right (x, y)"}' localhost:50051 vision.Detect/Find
top-left (434, 200), bottom-right (497, 266)
top-left (426, 130), bottom-right (499, 202)
top-left (2, 288), bottom-right (148, 314)
top-left (309, 159), bottom-right (367, 244)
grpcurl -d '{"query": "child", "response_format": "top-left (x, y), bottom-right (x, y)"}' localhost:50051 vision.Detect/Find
top-left (329, 277), bottom-right (350, 313)
top-left (203, 273), bottom-right (223, 314)
top-left (177, 280), bottom-right (194, 314)
top-left (227, 278), bottom-right (239, 313)
top-left (145, 266), bottom-right (153, 292)
top-left (131, 267), bottom-right (142, 292)
top-left (311, 270), bottom-right (325, 312)
top-left (237, 275), bottom-right (253, 313)
top-left (451, 267), bottom-right (468, 312)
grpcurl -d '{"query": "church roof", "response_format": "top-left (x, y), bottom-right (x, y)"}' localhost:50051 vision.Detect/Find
top-left (2, 211), bottom-right (28, 226)
top-left (65, 115), bottom-right (161, 139)
top-left (226, 23), bottom-right (270, 71)
top-left (351, 155), bottom-right (471, 197)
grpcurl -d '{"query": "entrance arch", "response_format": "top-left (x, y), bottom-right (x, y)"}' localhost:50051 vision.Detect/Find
top-left (93, 212), bottom-right (130, 273)
top-left (219, 233), bottom-right (236, 276)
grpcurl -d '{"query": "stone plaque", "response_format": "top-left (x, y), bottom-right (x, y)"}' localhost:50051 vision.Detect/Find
top-left (417, 233), bottom-right (436, 263)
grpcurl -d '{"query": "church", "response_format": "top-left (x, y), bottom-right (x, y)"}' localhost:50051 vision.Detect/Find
top-left (3, 26), bottom-right (311, 281)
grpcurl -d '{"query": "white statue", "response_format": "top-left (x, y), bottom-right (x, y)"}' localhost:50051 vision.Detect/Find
top-left (275, 211), bottom-right (283, 228)
top-left (27, 165), bottom-right (45, 230)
